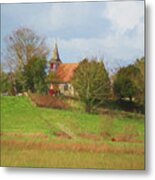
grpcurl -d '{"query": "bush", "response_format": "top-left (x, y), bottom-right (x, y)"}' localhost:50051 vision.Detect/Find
top-left (113, 65), bottom-right (141, 102)
top-left (30, 94), bottom-right (69, 110)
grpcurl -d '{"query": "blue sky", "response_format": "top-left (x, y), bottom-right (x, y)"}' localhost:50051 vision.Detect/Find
top-left (1, 1), bottom-right (144, 71)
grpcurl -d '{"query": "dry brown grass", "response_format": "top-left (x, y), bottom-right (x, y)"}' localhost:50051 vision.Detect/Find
top-left (79, 132), bottom-right (101, 141)
top-left (111, 135), bottom-right (144, 143)
top-left (1, 139), bottom-right (144, 154)
top-left (0, 132), bottom-right (48, 139)
top-left (53, 131), bottom-right (72, 139)
top-left (112, 133), bottom-right (137, 142)
top-left (100, 131), bottom-right (111, 138)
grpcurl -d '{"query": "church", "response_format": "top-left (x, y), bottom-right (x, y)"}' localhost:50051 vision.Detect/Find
top-left (49, 43), bottom-right (79, 96)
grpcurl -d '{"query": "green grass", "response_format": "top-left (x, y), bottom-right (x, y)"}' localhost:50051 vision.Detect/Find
top-left (1, 96), bottom-right (105, 135)
top-left (1, 96), bottom-right (145, 169)
top-left (1, 96), bottom-right (144, 135)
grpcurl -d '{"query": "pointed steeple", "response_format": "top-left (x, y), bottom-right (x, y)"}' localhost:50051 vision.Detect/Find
top-left (50, 43), bottom-right (62, 71)
top-left (51, 43), bottom-right (62, 63)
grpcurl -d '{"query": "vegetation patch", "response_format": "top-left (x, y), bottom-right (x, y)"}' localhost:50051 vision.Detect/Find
top-left (30, 94), bottom-right (69, 110)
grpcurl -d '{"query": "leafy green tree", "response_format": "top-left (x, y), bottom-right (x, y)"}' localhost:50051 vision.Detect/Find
top-left (0, 71), bottom-right (9, 94)
top-left (23, 56), bottom-right (48, 94)
top-left (113, 64), bottom-right (141, 102)
top-left (71, 58), bottom-right (111, 113)
top-left (0, 62), bottom-right (16, 95)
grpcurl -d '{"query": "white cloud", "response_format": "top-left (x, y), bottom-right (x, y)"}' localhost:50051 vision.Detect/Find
top-left (103, 1), bottom-right (144, 33)
top-left (48, 3), bottom-right (93, 31)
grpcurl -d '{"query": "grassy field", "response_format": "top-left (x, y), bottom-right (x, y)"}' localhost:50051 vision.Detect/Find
top-left (1, 96), bottom-right (144, 169)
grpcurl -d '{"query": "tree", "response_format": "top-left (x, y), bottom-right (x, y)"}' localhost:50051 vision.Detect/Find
top-left (0, 62), bottom-right (16, 95)
top-left (0, 71), bottom-right (9, 94)
top-left (4, 27), bottom-right (49, 94)
top-left (23, 56), bottom-right (48, 94)
top-left (134, 57), bottom-right (145, 104)
top-left (5, 27), bottom-right (49, 70)
top-left (113, 64), bottom-right (141, 102)
top-left (71, 58), bottom-right (111, 113)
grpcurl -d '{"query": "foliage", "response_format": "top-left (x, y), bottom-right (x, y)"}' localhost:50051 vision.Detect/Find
top-left (71, 58), bottom-right (111, 113)
top-left (23, 56), bottom-right (48, 94)
top-left (3, 27), bottom-right (49, 94)
top-left (5, 27), bottom-right (49, 71)
top-left (134, 57), bottom-right (145, 104)
top-left (0, 71), bottom-right (9, 94)
top-left (0, 69), bottom-right (18, 95)
top-left (46, 70), bottom-right (61, 92)
top-left (113, 63), bottom-right (142, 102)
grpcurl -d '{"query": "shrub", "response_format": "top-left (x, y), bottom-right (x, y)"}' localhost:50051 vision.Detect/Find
top-left (30, 94), bottom-right (69, 110)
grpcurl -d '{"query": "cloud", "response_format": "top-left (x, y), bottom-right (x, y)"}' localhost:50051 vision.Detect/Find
top-left (1, 1), bottom-right (144, 71)
top-left (47, 33), bottom-right (144, 71)
top-left (103, 1), bottom-right (144, 33)
top-left (46, 1), bottom-right (144, 68)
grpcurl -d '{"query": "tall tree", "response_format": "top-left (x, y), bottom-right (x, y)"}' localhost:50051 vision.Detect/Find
top-left (23, 56), bottom-right (48, 94)
top-left (5, 27), bottom-right (49, 71)
top-left (71, 58), bottom-right (111, 113)
top-left (4, 27), bottom-right (49, 94)
top-left (113, 64), bottom-right (142, 102)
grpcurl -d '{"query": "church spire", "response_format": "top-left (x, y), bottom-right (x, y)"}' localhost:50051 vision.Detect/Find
top-left (50, 43), bottom-right (62, 71)
top-left (51, 43), bottom-right (62, 63)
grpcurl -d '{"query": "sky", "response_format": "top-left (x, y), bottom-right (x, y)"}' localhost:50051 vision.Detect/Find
top-left (1, 1), bottom-right (144, 72)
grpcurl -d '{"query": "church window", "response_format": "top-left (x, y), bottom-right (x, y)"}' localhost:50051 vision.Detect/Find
top-left (64, 84), bottom-right (68, 91)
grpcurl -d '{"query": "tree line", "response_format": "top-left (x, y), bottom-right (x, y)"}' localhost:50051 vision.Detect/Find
top-left (0, 28), bottom-right (144, 113)
top-left (71, 57), bottom-right (144, 113)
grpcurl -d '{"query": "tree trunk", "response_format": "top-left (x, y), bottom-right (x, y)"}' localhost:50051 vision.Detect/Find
top-left (85, 104), bottom-right (91, 113)
top-left (129, 96), bottom-right (132, 102)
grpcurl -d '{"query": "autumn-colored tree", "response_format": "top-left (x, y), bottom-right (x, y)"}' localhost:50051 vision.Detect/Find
top-left (4, 27), bottom-right (49, 94)
top-left (5, 27), bottom-right (49, 70)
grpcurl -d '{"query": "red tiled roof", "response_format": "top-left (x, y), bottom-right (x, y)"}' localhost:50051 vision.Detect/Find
top-left (56, 63), bottom-right (79, 82)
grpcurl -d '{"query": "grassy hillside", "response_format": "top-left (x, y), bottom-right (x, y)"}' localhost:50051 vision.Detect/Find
top-left (1, 96), bottom-right (144, 169)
